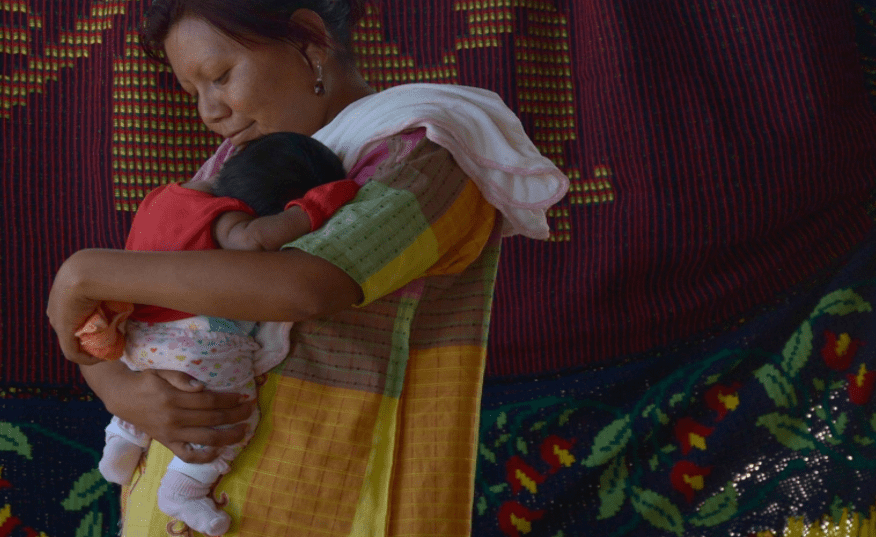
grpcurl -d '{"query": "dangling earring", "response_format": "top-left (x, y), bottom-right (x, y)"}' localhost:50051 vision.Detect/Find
top-left (314, 62), bottom-right (326, 95)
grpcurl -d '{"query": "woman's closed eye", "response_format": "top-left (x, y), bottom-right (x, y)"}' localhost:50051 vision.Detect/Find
top-left (213, 69), bottom-right (230, 85)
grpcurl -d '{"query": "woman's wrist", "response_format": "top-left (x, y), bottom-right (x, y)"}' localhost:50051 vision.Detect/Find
top-left (79, 360), bottom-right (136, 416)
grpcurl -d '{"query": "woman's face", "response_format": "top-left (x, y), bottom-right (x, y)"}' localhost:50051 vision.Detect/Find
top-left (164, 15), bottom-right (328, 146)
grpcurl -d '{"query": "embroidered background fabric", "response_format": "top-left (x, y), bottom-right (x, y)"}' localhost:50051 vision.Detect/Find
top-left (2, 1), bottom-right (876, 536)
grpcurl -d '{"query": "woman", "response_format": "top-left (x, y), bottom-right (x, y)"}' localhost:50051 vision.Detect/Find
top-left (47, 0), bottom-right (567, 535)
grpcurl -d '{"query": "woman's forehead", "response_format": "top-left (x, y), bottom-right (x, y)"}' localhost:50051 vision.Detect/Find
top-left (165, 17), bottom-right (240, 73)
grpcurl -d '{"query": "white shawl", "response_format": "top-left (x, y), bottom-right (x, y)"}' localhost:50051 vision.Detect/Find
top-left (312, 83), bottom-right (569, 240)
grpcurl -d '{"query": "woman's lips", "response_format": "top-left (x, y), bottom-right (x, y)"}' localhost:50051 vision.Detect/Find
top-left (227, 123), bottom-right (255, 146)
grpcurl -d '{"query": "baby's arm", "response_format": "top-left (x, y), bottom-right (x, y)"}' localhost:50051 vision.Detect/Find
top-left (213, 208), bottom-right (311, 251)
top-left (213, 179), bottom-right (361, 251)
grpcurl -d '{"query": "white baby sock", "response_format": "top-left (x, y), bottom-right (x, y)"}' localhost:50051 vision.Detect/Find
top-left (98, 434), bottom-right (144, 485)
top-left (157, 469), bottom-right (231, 536)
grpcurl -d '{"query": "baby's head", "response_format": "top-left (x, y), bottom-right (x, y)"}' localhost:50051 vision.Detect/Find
top-left (213, 132), bottom-right (346, 216)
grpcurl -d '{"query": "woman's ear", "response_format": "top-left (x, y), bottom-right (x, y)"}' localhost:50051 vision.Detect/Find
top-left (290, 8), bottom-right (332, 68)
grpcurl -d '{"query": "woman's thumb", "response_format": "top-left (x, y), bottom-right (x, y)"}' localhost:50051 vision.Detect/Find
top-left (154, 369), bottom-right (205, 392)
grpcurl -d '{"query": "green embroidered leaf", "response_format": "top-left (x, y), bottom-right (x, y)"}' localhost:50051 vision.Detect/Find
top-left (642, 404), bottom-right (655, 418)
top-left (597, 456), bottom-right (628, 520)
top-left (811, 289), bottom-right (873, 318)
top-left (530, 421), bottom-right (546, 432)
top-left (494, 433), bottom-right (511, 448)
top-left (690, 482), bottom-right (739, 527)
top-left (655, 409), bottom-right (671, 425)
top-left (823, 434), bottom-right (842, 446)
top-left (812, 378), bottom-right (826, 392)
top-left (870, 413), bottom-right (876, 432)
top-left (74, 510), bottom-right (103, 537)
top-left (583, 416), bottom-right (632, 468)
top-left (830, 380), bottom-right (847, 391)
top-left (630, 486), bottom-right (685, 537)
top-left (488, 483), bottom-right (508, 494)
top-left (62, 469), bottom-right (110, 512)
top-left (479, 443), bottom-right (497, 464)
top-left (780, 321), bottom-right (813, 378)
top-left (660, 444), bottom-right (677, 454)
top-left (669, 393), bottom-right (685, 408)
top-left (648, 454), bottom-right (659, 471)
top-left (854, 435), bottom-right (875, 446)
top-left (476, 496), bottom-right (488, 516)
top-left (559, 408), bottom-right (575, 426)
top-left (0, 422), bottom-right (32, 460)
top-left (835, 412), bottom-right (849, 436)
top-left (496, 412), bottom-right (507, 429)
top-left (756, 413), bottom-right (815, 451)
top-left (814, 406), bottom-right (828, 421)
top-left (516, 437), bottom-right (529, 455)
top-left (705, 373), bottom-right (722, 385)
top-left (829, 496), bottom-right (846, 525)
top-left (755, 364), bottom-right (798, 408)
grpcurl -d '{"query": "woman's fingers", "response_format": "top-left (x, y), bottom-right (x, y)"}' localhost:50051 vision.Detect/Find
top-left (153, 369), bottom-right (206, 393)
top-left (58, 334), bottom-right (101, 365)
top-left (165, 442), bottom-right (220, 464)
top-left (160, 422), bottom-right (249, 464)
top-left (166, 401), bottom-right (257, 429)
top-left (82, 365), bottom-right (255, 454)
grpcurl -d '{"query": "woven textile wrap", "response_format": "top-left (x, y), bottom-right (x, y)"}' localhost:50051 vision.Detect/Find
top-left (4, 1), bottom-right (876, 536)
top-left (121, 129), bottom-right (504, 535)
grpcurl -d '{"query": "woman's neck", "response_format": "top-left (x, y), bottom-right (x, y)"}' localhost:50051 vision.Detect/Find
top-left (323, 68), bottom-right (376, 128)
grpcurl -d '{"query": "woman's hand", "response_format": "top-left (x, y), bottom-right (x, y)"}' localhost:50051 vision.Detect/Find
top-left (82, 361), bottom-right (255, 463)
top-left (47, 251), bottom-right (104, 365)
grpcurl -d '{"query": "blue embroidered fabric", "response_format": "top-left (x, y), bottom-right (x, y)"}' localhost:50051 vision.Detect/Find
top-left (475, 231), bottom-right (876, 536)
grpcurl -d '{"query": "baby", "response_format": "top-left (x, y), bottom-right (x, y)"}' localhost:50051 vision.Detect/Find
top-left (76, 132), bottom-right (358, 535)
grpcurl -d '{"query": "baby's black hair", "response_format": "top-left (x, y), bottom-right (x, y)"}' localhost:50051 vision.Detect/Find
top-left (212, 132), bottom-right (345, 217)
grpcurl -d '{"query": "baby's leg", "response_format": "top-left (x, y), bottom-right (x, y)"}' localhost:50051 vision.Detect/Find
top-left (99, 417), bottom-right (150, 485)
top-left (156, 454), bottom-right (236, 535)
top-left (134, 318), bottom-right (263, 533)
top-left (157, 400), bottom-right (260, 535)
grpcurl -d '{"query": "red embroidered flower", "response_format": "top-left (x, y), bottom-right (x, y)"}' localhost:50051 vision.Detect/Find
top-left (821, 331), bottom-right (863, 371)
top-left (705, 383), bottom-right (742, 421)
top-left (506, 456), bottom-right (546, 494)
top-left (674, 418), bottom-right (715, 455)
top-left (498, 501), bottom-right (545, 537)
top-left (0, 505), bottom-right (23, 536)
top-left (670, 460), bottom-right (713, 503)
top-left (540, 435), bottom-right (576, 473)
top-left (848, 364), bottom-right (876, 405)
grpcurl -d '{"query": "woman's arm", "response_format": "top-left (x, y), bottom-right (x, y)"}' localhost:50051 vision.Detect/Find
top-left (49, 247), bottom-right (360, 461)
top-left (47, 247), bottom-right (362, 365)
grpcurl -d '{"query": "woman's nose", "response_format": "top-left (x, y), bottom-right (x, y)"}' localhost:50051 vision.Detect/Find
top-left (197, 89), bottom-right (229, 126)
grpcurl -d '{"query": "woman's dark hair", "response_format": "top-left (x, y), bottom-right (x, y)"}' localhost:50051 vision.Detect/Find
top-left (139, 0), bottom-right (363, 66)
top-left (211, 132), bottom-right (346, 217)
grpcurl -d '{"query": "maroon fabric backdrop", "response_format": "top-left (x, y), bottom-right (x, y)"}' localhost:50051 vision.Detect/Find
top-left (4, 1), bottom-right (876, 387)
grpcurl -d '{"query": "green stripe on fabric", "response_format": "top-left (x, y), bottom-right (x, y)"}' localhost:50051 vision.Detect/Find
top-left (287, 182), bottom-right (432, 287)
top-left (384, 286), bottom-right (422, 399)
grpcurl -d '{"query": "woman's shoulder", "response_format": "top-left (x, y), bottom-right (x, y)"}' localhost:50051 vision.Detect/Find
top-left (346, 127), bottom-right (463, 186)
